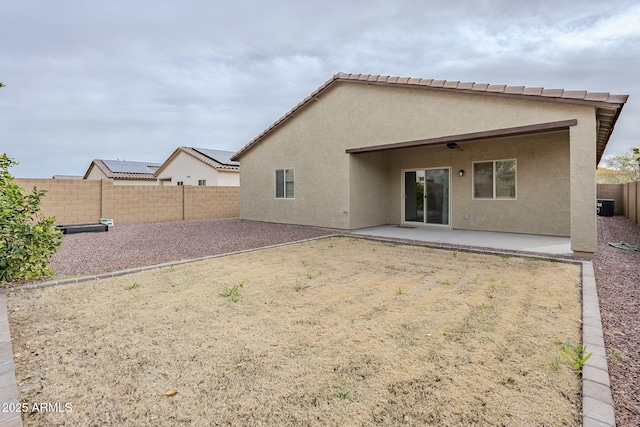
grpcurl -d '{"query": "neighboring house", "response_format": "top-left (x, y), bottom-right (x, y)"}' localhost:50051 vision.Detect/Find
top-left (231, 72), bottom-right (628, 254)
top-left (83, 159), bottom-right (162, 185)
top-left (52, 175), bottom-right (83, 180)
top-left (154, 147), bottom-right (239, 186)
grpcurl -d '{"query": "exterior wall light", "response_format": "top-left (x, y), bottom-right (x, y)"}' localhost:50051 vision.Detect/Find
top-left (459, 169), bottom-right (465, 177)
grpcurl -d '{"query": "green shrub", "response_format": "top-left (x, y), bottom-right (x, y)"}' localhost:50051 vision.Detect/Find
top-left (0, 154), bottom-right (62, 282)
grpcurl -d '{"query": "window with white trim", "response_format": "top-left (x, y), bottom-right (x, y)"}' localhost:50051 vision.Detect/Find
top-left (275, 169), bottom-right (294, 199)
top-left (473, 160), bottom-right (516, 199)
top-left (198, 179), bottom-right (206, 186)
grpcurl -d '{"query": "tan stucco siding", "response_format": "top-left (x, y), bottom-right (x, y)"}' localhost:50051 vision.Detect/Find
top-left (348, 153), bottom-right (391, 229)
top-left (238, 94), bottom-right (352, 228)
top-left (569, 117), bottom-right (598, 252)
top-left (239, 82), bottom-right (599, 250)
top-left (155, 152), bottom-right (239, 186)
top-left (382, 131), bottom-right (571, 236)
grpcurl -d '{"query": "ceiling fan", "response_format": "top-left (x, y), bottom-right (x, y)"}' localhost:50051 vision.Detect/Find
top-left (445, 142), bottom-right (464, 151)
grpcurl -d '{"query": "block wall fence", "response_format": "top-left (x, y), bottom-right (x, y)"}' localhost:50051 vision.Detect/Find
top-left (15, 178), bottom-right (239, 225)
top-left (597, 181), bottom-right (639, 225)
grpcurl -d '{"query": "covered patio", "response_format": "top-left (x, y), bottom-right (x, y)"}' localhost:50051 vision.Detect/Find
top-left (351, 225), bottom-right (572, 255)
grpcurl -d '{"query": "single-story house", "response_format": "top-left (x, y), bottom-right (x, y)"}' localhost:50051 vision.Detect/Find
top-left (83, 159), bottom-right (162, 185)
top-left (154, 147), bottom-right (240, 186)
top-left (231, 73), bottom-right (628, 254)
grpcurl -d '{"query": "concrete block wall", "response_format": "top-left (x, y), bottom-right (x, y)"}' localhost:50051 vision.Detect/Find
top-left (596, 184), bottom-right (624, 216)
top-left (184, 186), bottom-right (240, 220)
top-left (15, 179), bottom-right (101, 224)
top-left (111, 186), bottom-right (184, 224)
top-left (624, 181), bottom-right (638, 224)
top-left (14, 179), bottom-right (239, 225)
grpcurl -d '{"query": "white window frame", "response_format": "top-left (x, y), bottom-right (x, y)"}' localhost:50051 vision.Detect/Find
top-left (472, 159), bottom-right (517, 200)
top-left (198, 179), bottom-right (206, 186)
top-left (275, 168), bottom-right (294, 199)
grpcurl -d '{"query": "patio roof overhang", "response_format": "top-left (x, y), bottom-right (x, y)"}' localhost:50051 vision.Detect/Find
top-left (345, 119), bottom-right (578, 154)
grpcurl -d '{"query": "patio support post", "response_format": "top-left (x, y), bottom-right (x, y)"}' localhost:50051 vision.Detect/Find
top-left (569, 117), bottom-right (598, 254)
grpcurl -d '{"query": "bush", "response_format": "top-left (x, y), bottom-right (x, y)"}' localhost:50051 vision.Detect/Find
top-left (0, 154), bottom-right (62, 282)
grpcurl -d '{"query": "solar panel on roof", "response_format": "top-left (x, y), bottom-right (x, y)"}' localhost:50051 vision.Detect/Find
top-left (102, 160), bottom-right (161, 174)
top-left (192, 148), bottom-right (239, 166)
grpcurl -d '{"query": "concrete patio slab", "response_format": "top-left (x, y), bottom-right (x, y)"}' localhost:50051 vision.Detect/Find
top-left (351, 225), bottom-right (573, 255)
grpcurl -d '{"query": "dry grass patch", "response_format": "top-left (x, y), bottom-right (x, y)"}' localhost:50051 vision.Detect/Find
top-left (9, 237), bottom-right (583, 426)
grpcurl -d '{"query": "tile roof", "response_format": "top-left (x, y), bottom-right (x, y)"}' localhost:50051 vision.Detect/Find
top-left (83, 159), bottom-right (161, 180)
top-left (231, 72), bottom-right (628, 163)
top-left (153, 147), bottom-right (240, 178)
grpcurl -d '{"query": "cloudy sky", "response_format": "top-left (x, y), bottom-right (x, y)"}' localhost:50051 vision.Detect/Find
top-left (1, 0), bottom-right (639, 178)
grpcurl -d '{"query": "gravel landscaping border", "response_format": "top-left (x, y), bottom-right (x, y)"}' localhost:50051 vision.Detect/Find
top-left (593, 216), bottom-right (640, 427)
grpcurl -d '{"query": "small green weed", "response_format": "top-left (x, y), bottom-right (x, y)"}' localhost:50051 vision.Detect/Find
top-left (437, 279), bottom-right (452, 285)
top-left (498, 253), bottom-right (511, 259)
top-left (525, 257), bottom-right (539, 262)
top-left (294, 279), bottom-right (310, 292)
top-left (125, 283), bottom-right (139, 290)
top-left (453, 251), bottom-right (458, 258)
top-left (301, 260), bottom-right (309, 267)
top-left (219, 281), bottom-right (244, 302)
top-left (306, 271), bottom-right (321, 280)
top-left (559, 341), bottom-right (592, 371)
top-left (396, 287), bottom-right (404, 295)
top-left (333, 390), bottom-right (351, 400)
top-left (547, 357), bottom-right (560, 371)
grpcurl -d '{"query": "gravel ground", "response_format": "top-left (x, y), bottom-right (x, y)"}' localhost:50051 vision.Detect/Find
top-left (593, 216), bottom-right (640, 427)
top-left (4, 218), bottom-right (335, 285)
top-left (3, 216), bottom-right (639, 425)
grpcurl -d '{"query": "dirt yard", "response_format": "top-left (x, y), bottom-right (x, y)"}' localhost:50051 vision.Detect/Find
top-left (9, 237), bottom-right (583, 426)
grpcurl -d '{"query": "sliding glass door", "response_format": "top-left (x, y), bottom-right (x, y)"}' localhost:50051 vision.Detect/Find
top-left (403, 168), bottom-right (450, 226)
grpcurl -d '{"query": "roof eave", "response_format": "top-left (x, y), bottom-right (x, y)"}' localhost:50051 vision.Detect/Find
top-left (231, 73), bottom-right (629, 161)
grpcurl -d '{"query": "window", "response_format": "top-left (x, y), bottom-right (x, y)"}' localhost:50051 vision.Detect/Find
top-left (198, 179), bottom-right (206, 186)
top-left (473, 160), bottom-right (516, 199)
top-left (275, 169), bottom-right (294, 198)
top-left (176, 181), bottom-right (184, 186)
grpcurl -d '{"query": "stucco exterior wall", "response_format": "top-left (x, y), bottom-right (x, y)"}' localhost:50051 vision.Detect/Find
top-left (238, 81), bottom-right (599, 250)
top-left (155, 151), bottom-right (239, 186)
top-left (379, 132), bottom-right (571, 235)
top-left (238, 87), bottom-right (355, 229)
top-left (216, 171), bottom-right (240, 186)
